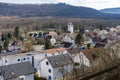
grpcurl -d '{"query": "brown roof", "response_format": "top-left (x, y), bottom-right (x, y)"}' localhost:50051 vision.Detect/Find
top-left (81, 48), bottom-right (104, 61)
top-left (68, 48), bottom-right (80, 54)
top-left (44, 48), bottom-right (66, 53)
top-left (104, 34), bottom-right (112, 39)
top-left (60, 33), bottom-right (77, 40)
top-left (49, 31), bottom-right (58, 37)
top-left (81, 49), bottom-right (94, 62)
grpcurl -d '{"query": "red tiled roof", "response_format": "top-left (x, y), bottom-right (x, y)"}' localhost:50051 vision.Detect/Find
top-left (44, 48), bottom-right (66, 53)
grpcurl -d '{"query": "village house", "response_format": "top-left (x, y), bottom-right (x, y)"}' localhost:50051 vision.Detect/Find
top-left (0, 51), bottom-right (46, 78)
top-left (0, 48), bottom-right (70, 78)
top-left (62, 34), bottom-right (75, 44)
top-left (27, 31), bottom-right (47, 39)
top-left (62, 33), bottom-right (77, 48)
top-left (33, 45), bottom-right (44, 51)
top-left (8, 40), bottom-right (23, 52)
top-left (40, 53), bottom-right (73, 80)
top-left (43, 48), bottom-right (68, 57)
top-left (68, 48), bottom-right (94, 67)
top-left (48, 31), bottom-right (58, 38)
top-left (50, 37), bottom-right (56, 46)
top-left (79, 49), bottom-right (94, 67)
top-left (0, 52), bottom-right (34, 66)
top-left (0, 51), bottom-right (45, 69)
top-left (0, 61), bottom-right (35, 80)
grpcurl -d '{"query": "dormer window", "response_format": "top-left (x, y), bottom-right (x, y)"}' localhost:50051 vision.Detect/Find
top-left (55, 62), bottom-right (58, 65)
top-left (11, 72), bottom-right (14, 76)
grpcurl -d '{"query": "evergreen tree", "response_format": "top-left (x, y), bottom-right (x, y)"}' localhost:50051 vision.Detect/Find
top-left (87, 43), bottom-right (91, 49)
top-left (0, 45), bottom-right (2, 53)
top-left (7, 32), bottom-right (12, 39)
top-left (1, 33), bottom-right (5, 41)
top-left (45, 38), bottom-right (52, 49)
top-left (99, 24), bottom-right (104, 30)
top-left (79, 27), bottom-right (85, 34)
top-left (14, 26), bottom-right (19, 40)
top-left (20, 36), bottom-right (24, 41)
top-left (75, 31), bottom-right (84, 46)
top-left (4, 40), bottom-right (9, 51)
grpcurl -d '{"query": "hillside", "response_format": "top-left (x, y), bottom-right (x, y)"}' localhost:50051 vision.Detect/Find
top-left (0, 3), bottom-right (120, 19)
top-left (100, 8), bottom-right (120, 14)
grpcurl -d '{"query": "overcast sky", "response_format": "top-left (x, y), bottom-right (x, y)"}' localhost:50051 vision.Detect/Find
top-left (0, 0), bottom-right (120, 10)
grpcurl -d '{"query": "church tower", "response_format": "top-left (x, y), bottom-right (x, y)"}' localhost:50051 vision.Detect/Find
top-left (67, 22), bottom-right (74, 33)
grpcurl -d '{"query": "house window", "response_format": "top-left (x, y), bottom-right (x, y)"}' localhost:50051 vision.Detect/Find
top-left (27, 57), bottom-right (29, 60)
top-left (5, 60), bottom-right (7, 63)
top-left (48, 69), bottom-right (51, 73)
top-left (46, 62), bottom-right (49, 65)
top-left (18, 59), bottom-right (20, 61)
top-left (48, 76), bottom-right (51, 80)
top-left (23, 58), bottom-right (26, 60)
top-left (0, 71), bottom-right (2, 75)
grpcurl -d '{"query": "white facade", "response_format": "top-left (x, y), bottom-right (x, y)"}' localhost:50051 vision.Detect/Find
top-left (53, 65), bottom-right (72, 80)
top-left (41, 58), bottom-right (53, 80)
top-left (40, 58), bottom-right (73, 80)
top-left (44, 50), bottom-right (68, 57)
top-left (68, 22), bottom-right (74, 33)
top-left (0, 53), bottom-right (33, 66)
top-left (34, 53), bottom-right (46, 76)
top-left (62, 35), bottom-right (75, 44)
top-left (79, 52), bottom-right (91, 67)
top-left (8, 45), bottom-right (22, 51)
top-left (72, 52), bottom-right (91, 67)
top-left (24, 74), bottom-right (34, 80)
top-left (50, 37), bottom-right (56, 46)
top-left (0, 51), bottom-right (45, 69)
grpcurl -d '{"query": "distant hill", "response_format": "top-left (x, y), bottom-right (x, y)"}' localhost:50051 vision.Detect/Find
top-left (100, 8), bottom-right (120, 14)
top-left (0, 3), bottom-right (120, 19)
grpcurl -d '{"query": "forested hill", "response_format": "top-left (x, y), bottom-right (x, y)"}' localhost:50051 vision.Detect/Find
top-left (0, 3), bottom-right (120, 19)
top-left (100, 8), bottom-right (120, 14)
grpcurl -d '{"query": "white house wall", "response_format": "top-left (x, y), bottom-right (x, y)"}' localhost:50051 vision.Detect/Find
top-left (50, 38), bottom-right (56, 46)
top-left (0, 55), bottom-right (33, 66)
top-left (44, 50), bottom-right (68, 57)
top-left (53, 64), bottom-right (73, 80)
top-left (34, 53), bottom-right (45, 70)
top-left (72, 53), bottom-right (90, 67)
top-left (62, 35), bottom-right (74, 44)
top-left (79, 53), bottom-right (90, 67)
top-left (25, 74), bottom-right (34, 80)
top-left (41, 59), bottom-right (53, 80)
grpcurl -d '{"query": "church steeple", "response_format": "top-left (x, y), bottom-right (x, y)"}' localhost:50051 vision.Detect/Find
top-left (67, 22), bottom-right (74, 33)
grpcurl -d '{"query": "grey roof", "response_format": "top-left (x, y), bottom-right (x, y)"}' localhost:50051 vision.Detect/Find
top-left (47, 54), bottom-right (73, 68)
top-left (0, 61), bottom-right (35, 79)
top-left (0, 50), bottom-right (21, 57)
